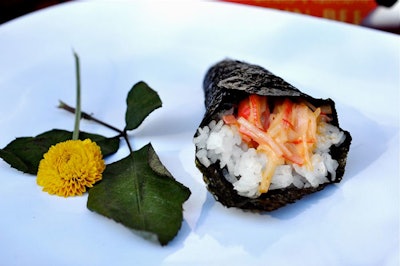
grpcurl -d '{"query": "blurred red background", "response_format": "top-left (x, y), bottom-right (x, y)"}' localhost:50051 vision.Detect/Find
top-left (0, 0), bottom-right (398, 34)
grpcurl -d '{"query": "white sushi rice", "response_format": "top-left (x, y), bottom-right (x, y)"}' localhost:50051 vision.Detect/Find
top-left (193, 113), bottom-right (346, 198)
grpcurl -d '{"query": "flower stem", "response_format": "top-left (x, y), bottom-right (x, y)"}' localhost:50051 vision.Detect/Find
top-left (58, 101), bottom-right (134, 154)
top-left (72, 51), bottom-right (81, 140)
top-left (59, 101), bottom-right (123, 134)
top-left (122, 129), bottom-right (134, 154)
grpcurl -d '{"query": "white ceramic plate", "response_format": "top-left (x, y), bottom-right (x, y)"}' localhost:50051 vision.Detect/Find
top-left (0, 1), bottom-right (399, 265)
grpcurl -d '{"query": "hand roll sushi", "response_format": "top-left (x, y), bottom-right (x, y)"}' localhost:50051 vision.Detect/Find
top-left (194, 59), bottom-right (352, 211)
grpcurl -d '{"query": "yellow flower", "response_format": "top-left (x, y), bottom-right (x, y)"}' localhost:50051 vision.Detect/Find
top-left (37, 139), bottom-right (105, 197)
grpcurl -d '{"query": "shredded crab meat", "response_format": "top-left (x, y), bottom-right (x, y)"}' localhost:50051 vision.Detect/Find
top-left (223, 96), bottom-right (332, 193)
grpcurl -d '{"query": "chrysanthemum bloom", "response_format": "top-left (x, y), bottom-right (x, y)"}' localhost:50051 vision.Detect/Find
top-left (37, 139), bottom-right (105, 197)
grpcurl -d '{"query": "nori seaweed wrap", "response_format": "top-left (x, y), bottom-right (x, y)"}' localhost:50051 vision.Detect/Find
top-left (194, 59), bottom-right (352, 211)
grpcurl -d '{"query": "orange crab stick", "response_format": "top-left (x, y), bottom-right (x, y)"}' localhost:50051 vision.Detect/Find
top-left (238, 95), bottom-right (269, 130)
top-left (224, 95), bottom-right (322, 193)
top-left (237, 117), bottom-right (283, 156)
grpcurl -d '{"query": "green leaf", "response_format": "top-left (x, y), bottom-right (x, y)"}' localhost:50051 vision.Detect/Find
top-left (125, 81), bottom-right (162, 131)
top-left (0, 129), bottom-right (120, 175)
top-left (87, 143), bottom-right (191, 245)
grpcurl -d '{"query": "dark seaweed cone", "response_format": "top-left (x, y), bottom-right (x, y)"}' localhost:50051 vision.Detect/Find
top-left (195, 59), bottom-right (352, 212)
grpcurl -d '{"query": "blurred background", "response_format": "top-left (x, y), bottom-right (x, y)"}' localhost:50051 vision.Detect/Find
top-left (0, 0), bottom-right (70, 23)
top-left (0, 0), bottom-right (399, 34)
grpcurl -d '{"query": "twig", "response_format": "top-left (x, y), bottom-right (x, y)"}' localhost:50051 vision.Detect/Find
top-left (58, 100), bottom-right (123, 135)
top-left (58, 100), bottom-right (134, 153)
